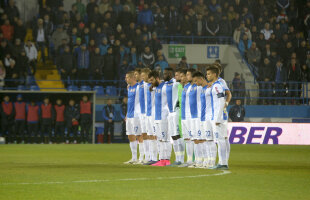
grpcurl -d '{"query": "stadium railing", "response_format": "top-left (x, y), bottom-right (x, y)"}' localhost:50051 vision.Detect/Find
top-left (2, 79), bottom-right (309, 105)
top-left (158, 35), bottom-right (234, 44)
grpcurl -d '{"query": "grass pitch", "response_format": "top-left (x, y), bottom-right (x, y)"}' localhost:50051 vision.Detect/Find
top-left (0, 144), bottom-right (310, 200)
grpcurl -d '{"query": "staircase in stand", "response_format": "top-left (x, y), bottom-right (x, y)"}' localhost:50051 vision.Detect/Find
top-left (35, 61), bottom-right (67, 91)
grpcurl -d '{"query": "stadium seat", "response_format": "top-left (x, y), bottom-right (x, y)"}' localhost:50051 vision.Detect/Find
top-left (106, 86), bottom-right (117, 96)
top-left (30, 85), bottom-right (40, 91)
top-left (80, 85), bottom-right (91, 91)
top-left (67, 85), bottom-right (78, 91)
top-left (93, 86), bottom-right (104, 96)
top-left (17, 85), bottom-right (26, 90)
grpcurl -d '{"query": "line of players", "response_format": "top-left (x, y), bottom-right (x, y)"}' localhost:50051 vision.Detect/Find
top-left (124, 64), bottom-right (232, 169)
top-left (0, 95), bottom-right (92, 144)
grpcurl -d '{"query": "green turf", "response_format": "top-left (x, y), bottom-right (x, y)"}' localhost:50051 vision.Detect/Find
top-left (1, 144), bottom-right (310, 200)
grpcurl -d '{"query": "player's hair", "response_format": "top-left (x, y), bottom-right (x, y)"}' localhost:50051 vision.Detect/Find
top-left (187, 68), bottom-right (196, 74)
top-left (148, 70), bottom-right (160, 79)
top-left (192, 71), bottom-right (205, 78)
top-left (126, 71), bottom-right (135, 77)
top-left (206, 65), bottom-right (220, 76)
top-left (141, 68), bottom-right (151, 74)
top-left (134, 68), bottom-right (142, 74)
top-left (164, 67), bottom-right (174, 73)
top-left (213, 63), bottom-right (222, 73)
top-left (175, 68), bottom-right (183, 73)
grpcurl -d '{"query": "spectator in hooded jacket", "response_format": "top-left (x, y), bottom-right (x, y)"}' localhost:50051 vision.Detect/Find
top-left (238, 34), bottom-right (252, 58)
top-left (137, 4), bottom-right (154, 28)
top-left (233, 21), bottom-right (252, 44)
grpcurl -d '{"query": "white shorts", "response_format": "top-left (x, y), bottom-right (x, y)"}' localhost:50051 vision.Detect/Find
top-left (126, 117), bottom-right (141, 135)
top-left (154, 120), bottom-right (169, 142)
top-left (139, 114), bottom-right (147, 133)
top-left (190, 118), bottom-right (201, 140)
top-left (211, 121), bottom-right (228, 141)
top-left (146, 116), bottom-right (155, 136)
top-left (181, 120), bottom-right (192, 139)
top-left (167, 112), bottom-right (180, 137)
top-left (200, 120), bottom-right (213, 141)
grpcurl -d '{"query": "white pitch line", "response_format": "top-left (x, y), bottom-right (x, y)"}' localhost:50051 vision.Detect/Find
top-left (1, 170), bottom-right (231, 186)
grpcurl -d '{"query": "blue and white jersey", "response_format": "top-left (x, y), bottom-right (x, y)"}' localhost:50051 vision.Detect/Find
top-left (210, 80), bottom-right (226, 123)
top-left (218, 77), bottom-right (229, 91)
top-left (181, 83), bottom-right (192, 120)
top-left (154, 81), bottom-right (168, 121)
top-left (205, 86), bottom-right (212, 121)
top-left (146, 83), bottom-right (155, 117)
top-left (127, 83), bottom-right (141, 118)
top-left (189, 84), bottom-right (202, 119)
top-left (200, 85), bottom-right (208, 122)
top-left (166, 78), bottom-right (180, 113)
top-left (138, 80), bottom-right (148, 114)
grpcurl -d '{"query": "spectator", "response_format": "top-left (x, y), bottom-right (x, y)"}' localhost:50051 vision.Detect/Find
top-left (76, 44), bottom-right (90, 84)
top-left (276, 0), bottom-right (290, 11)
top-left (118, 5), bottom-right (133, 30)
top-left (99, 0), bottom-right (109, 15)
top-left (241, 6), bottom-right (254, 24)
top-left (16, 50), bottom-right (28, 85)
top-left (4, 0), bottom-right (20, 22)
top-left (58, 46), bottom-right (75, 86)
top-left (238, 34), bottom-right (252, 58)
top-left (128, 47), bottom-right (138, 67)
top-left (112, 0), bottom-right (123, 17)
top-left (261, 43), bottom-right (272, 60)
top-left (103, 47), bottom-right (117, 86)
top-left (205, 15), bottom-right (220, 42)
top-left (193, 14), bottom-right (205, 36)
top-left (154, 55), bottom-right (168, 72)
top-left (232, 72), bottom-right (242, 98)
top-left (261, 22), bottom-right (273, 40)
top-left (86, 0), bottom-right (98, 18)
top-left (1, 19), bottom-right (14, 41)
top-left (149, 32), bottom-right (162, 55)
top-left (90, 47), bottom-right (104, 83)
top-left (194, 0), bottom-right (207, 15)
top-left (166, 5), bottom-right (180, 36)
top-left (229, 99), bottom-right (245, 122)
top-left (99, 37), bottom-right (110, 56)
top-left (88, 39), bottom-right (97, 54)
top-left (247, 42), bottom-right (261, 66)
top-left (51, 25), bottom-right (69, 50)
top-left (296, 40), bottom-right (308, 63)
top-left (140, 46), bottom-right (155, 68)
top-left (287, 58), bottom-right (301, 104)
top-left (88, 5), bottom-right (101, 24)
top-left (137, 4), bottom-right (154, 28)
top-left (301, 64), bottom-right (310, 82)
top-left (178, 56), bottom-right (189, 69)
top-left (274, 59), bottom-right (287, 104)
top-left (65, 99), bottom-right (80, 144)
top-left (233, 21), bottom-right (251, 43)
top-left (24, 41), bottom-right (37, 75)
top-left (11, 38), bottom-right (24, 59)
top-left (13, 19), bottom-right (26, 42)
top-left (259, 58), bottom-right (274, 104)
top-left (153, 7), bottom-right (166, 36)
top-left (0, 61), bottom-right (5, 87)
top-left (103, 99), bottom-right (116, 143)
top-left (219, 14), bottom-right (232, 37)
top-left (124, 0), bottom-right (135, 15)
top-left (180, 14), bottom-right (193, 37)
top-left (54, 5), bottom-right (66, 26)
top-left (33, 19), bottom-right (48, 63)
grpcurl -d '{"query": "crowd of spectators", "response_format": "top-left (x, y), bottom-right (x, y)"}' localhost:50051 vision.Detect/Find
top-left (0, 0), bottom-right (309, 103)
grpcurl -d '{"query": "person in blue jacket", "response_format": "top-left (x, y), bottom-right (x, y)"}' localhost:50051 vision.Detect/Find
top-left (102, 99), bottom-right (117, 143)
top-left (137, 4), bottom-right (154, 28)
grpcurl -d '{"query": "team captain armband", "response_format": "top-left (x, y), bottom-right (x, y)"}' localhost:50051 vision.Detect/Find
top-left (217, 93), bottom-right (225, 98)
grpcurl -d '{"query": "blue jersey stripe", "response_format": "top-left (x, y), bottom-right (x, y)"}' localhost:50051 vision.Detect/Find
top-left (189, 84), bottom-right (198, 118)
top-left (139, 81), bottom-right (145, 114)
top-left (155, 82), bottom-right (165, 120)
top-left (181, 83), bottom-right (190, 120)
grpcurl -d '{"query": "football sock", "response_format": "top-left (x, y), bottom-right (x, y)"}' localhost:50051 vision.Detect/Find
top-left (225, 138), bottom-right (230, 165)
top-left (178, 138), bottom-right (185, 163)
top-left (185, 140), bottom-right (194, 163)
top-left (143, 140), bottom-right (150, 161)
top-left (129, 141), bottom-right (138, 161)
top-left (138, 142), bottom-right (144, 161)
top-left (173, 140), bottom-right (179, 162)
top-left (218, 138), bottom-right (228, 165)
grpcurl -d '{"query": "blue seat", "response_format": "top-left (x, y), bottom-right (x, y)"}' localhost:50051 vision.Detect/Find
top-left (93, 86), bottom-right (104, 96)
top-left (80, 85), bottom-right (91, 91)
top-left (106, 86), bottom-right (117, 96)
top-left (17, 85), bottom-right (26, 90)
top-left (30, 85), bottom-right (40, 91)
top-left (67, 85), bottom-right (78, 91)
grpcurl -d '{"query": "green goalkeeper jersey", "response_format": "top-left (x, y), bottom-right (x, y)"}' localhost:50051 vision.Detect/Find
top-left (177, 83), bottom-right (183, 137)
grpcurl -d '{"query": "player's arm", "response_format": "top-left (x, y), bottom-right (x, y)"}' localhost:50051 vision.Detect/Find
top-left (214, 84), bottom-right (225, 125)
top-left (224, 90), bottom-right (232, 108)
